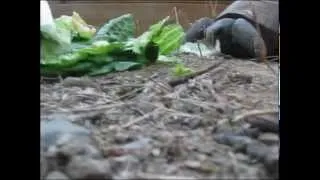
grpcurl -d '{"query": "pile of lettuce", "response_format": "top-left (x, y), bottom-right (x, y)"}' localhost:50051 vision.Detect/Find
top-left (40, 12), bottom-right (185, 77)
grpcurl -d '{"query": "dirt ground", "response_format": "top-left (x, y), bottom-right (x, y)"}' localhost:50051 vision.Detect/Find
top-left (41, 53), bottom-right (279, 179)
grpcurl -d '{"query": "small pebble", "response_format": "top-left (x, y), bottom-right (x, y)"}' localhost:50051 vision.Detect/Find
top-left (196, 154), bottom-right (207, 161)
top-left (247, 115), bottom-right (279, 133)
top-left (46, 171), bottom-right (69, 180)
top-left (214, 134), bottom-right (253, 151)
top-left (195, 143), bottom-right (216, 156)
top-left (173, 131), bottom-right (188, 138)
top-left (245, 143), bottom-right (269, 160)
top-left (235, 127), bottom-right (260, 138)
top-left (235, 153), bottom-right (250, 162)
top-left (258, 133), bottom-right (279, 145)
top-left (129, 125), bottom-right (141, 131)
top-left (184, 160), bottom-right (216, 173)
top-left (184, 160), bottom-right (201, 169)
top-left (151, 148), bottom-right (161, 157)
top-left (153, 131), bottom-right (173, 142)
top-left (122, 137), bottom-right (151, 150)
top-left (113, 133), bottom-right (135, 144)
top-left (165, 165), bottom-right (179, 174)
top-left (108, 125), bottom-right (120, 131)
top-left (228, 73), bottom-right (253, 84)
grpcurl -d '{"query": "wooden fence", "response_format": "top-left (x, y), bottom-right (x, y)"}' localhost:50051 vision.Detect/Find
top-left (48, 0), bottom-right (231, 34)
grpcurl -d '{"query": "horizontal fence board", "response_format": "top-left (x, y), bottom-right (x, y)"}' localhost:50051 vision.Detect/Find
top-left (49, 1), bottom-right (231, 34)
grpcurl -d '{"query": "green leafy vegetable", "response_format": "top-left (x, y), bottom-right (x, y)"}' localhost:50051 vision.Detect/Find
top-left (77, 41), bottom-right (124, 56)
top-left (124, 16), bottom-right (183, 64)
top-left (55, 15), bottom-right (73, 32)
top-left (153, 24), bottom-right (184, 55)
top-left (171, 63), bottom-right (194, 77)
top-left (93, 14), bottom-right (135, 42)
top-left (72, 12), bottom-right (96, 40)
top-left (41, 24), bottom-right (71, 47)
top-left (89, 61), bottom-right (142, 76)
top-left (89, 64), bottom-right (114, 76)
top-left (40, 13), bottom-right (185, 77)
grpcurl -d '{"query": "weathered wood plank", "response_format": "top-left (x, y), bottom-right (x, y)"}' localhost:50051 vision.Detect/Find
top-left (48, 1), bottom-right (230, 34)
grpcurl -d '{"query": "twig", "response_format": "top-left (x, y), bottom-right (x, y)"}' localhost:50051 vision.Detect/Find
top-left (232, 110), bottom-right (279, 133)
top-left (121, 108), bottom-right (160, 128)
top-left (41, 76), bottom-right (60, 83)
top-left (197, 41), bottom-right (203, 58)
top-left (174, 7), bottom-right (180, 25)
top-left (208, 1), bottom-right (214, 17)
top-left (136, 172), bottom-right (196, 180)
top-left (116, 72), bottom-right (169, 101)
top-left (127, 106), bottom-right (145, 116)
top-left (116, 87), bottom-right (145, 101)
top-left (208, 0), bottom-right (218, 18)
top-left (163, 96), bottom-right (224, 112)
top-left (139, 100), bottom-right (204, 119)
top-left (178, 9), bottom-right (191, 28)
top-left (168, 60), bottom-right (225, 87)
top-left (121, 100), bottom-right (205, 129)
top-left (101, 84), bottom-right (144, 89)
top-left (248, 55), bottom-right (279, 61)
top-left (135, 20), bottom-right (140, 36)
top-left (232, 109), bottom-right (278, 123)
top-left (214, 0), bottom-right (218, 15)
top-left (68, 102), bottom-right (129, 113)
top-left (149, 79), bottom-right (173, 93)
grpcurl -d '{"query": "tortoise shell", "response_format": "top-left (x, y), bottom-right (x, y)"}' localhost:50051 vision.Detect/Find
top-left (215, 0), bottom-right (279, 56)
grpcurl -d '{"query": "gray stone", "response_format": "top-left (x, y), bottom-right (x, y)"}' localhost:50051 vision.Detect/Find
top-left (109, 155), bottom-right (140, 174)
top-left (65, 156), bottom-right (112, 179)
top-left (56, 135), bottom-right (102, 159)
top-left (258, 133), bottom-right (279, 145)
top-left (46, 171), bottom-right (69, 180)
top-left (41, 117), bottom-right (91, 150)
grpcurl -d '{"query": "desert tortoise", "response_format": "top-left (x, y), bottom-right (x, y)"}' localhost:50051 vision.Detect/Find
top-left (185, 0), bottom-right (279, 60)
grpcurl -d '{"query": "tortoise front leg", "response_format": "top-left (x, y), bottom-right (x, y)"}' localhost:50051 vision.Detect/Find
top-left (231, 18), bottom-right (267, 60)
top-left (204, 18), bottom-right (235, 50)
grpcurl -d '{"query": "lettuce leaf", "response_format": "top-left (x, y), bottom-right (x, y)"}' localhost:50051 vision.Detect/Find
top-left (41, 13), bottom-right (185, 77)
top-left (41, 11), bottom-right (96, 63)
top-left (72, 12), bottom-right (96, 40)
top-left (171, 63), bottom-right (194, 77)
top-left (152, 24), bottom-right (184, 55)
top-left (125, 16), bottom-right (170, 55)
top-left (54, 12), bottom-right (96, 41)
top-left (93, 14), bottom-right (135, 42)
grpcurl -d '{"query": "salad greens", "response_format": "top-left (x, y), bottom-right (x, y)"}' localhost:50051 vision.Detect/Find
top-left (41, 12), bottom-right (185, 77)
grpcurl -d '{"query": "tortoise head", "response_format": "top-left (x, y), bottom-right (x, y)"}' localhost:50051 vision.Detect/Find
top-left (184, 17), bottom-right (215, 43)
